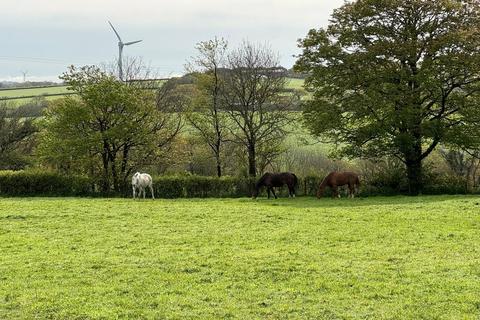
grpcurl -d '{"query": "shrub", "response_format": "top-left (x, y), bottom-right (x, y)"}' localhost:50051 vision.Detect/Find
top-left (0, 170), bottom-right (92, 196)
top-left (0, 170), bottom-right (475, 198)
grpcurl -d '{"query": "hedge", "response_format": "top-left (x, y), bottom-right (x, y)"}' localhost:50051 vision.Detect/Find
top-left (0, 170), bottom-right (92, 197)
top-left (0, 170), bottom-right (475, 198)
top-left (151, 176), bottom-right (255, 198)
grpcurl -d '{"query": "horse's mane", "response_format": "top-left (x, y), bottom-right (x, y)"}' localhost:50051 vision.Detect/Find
top-left (319, 174), bottom-right (330, 187)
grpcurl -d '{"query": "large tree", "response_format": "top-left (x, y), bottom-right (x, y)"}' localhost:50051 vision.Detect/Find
top-left (295, 0), bottom-right (480, 194)
top-left (222, 41), bottom-right (293, 177)
top-left (185, 38), bottom-right (229, 177)
top-left (39, 65), bottom-right (181, 192)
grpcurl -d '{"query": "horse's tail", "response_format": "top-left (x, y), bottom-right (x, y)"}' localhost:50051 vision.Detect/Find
top-left (292, 173), bottom-right (299, 188)
top-left (355, 175), bottom-right (361, 194)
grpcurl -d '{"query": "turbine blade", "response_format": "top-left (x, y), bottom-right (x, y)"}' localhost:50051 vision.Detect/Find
top-left (108, 21), bottom-right (122, 42)
top-left (124, 40), bottom-right (142, 46)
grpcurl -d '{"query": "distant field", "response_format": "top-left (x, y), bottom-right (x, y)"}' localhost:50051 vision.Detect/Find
top-left (1, 78), bottom-right (305, 106)
top-left (0, 86), bottom-right (70, 104)
top-left (1, 196), bottom-right (479, 319)
top-left (287, 78), bottom-right (305, 90)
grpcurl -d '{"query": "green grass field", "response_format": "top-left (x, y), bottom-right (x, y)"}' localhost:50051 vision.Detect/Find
top-left (1, 78), bottom-right (305, 106)
top-left (1, 196), bottom-right (479, 319)
top-left (0, 86), bottom-right (70, 104)
top-left (286, 78), bottom-right (305, 90)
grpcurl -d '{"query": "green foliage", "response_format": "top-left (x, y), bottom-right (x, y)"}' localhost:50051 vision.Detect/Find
top-left (38, 66), bottom-right (180, 192)
top-left (1, 196), bottom-right (480, 318)
top-left (0, 170), bottom-right (472, 198)
top-left (295, 0), bottom-right (480, 194)
top-left (0, 170), bottom-right (91, 196)
top-left (152, 176), bottom-right (254, 198)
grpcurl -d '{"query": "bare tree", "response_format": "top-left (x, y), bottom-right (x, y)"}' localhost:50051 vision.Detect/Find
top-left (101, 56), bottom-right (160, 90)
top-left (185, 37), bottom-right (229, 177)
top-left (222, 41), bottom-right (293, 177)
top-left (440, 148), bottom-right (480, 191)
top-left (0, 102), bottom-right (36, 169)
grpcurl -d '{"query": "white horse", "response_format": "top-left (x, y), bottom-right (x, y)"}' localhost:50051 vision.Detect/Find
top-left (132, 172), bottom-right (154, 199)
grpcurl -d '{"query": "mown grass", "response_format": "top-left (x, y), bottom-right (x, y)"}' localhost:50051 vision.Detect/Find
top-left (0, 196), bottom-right (479, 319)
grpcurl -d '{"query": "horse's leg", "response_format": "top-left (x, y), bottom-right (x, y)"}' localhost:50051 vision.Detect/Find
top-left (271, 187), bottom-right (277, 199)
top-left (289, 184), bottom-right (295, 198)
top-left (132, 186), bottom-right (136, 199)
top-left (332, 185), bottom-right (339, 198)
top-left (267, 187), bottom-right (271, 199)
top-left (150, 184), bottom-right (155, 200)
top-left (142, 187), bottom-right (146, 199)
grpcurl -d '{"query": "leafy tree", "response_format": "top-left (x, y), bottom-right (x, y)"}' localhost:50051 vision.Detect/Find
top-left (222, 41), bottom-right (293, 177)
top-left (39, 66), bottom-right (181, 192)
top-left (295, 0), bottom-right (480, 194)
top-left (185, 38), bottom-right (229, 177)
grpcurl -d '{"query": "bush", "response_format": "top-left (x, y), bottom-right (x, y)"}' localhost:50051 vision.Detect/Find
top-left (0, 170), bottom-right (475, 198)
top-left (151, 176), bottom-right (255, 198)
top-left (0, 170), bottom-right (92, 196)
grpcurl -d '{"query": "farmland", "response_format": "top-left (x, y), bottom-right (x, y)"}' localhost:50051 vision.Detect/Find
top-left (1, 196), bottom-right (479, 319)
top-left (0, 78), bottom-right (306, 106)
top-left (0, 85), bottom-right (70, 104)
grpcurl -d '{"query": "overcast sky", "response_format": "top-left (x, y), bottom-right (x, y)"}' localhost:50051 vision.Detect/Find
top-left (1, 0), bottom-right (345, 82)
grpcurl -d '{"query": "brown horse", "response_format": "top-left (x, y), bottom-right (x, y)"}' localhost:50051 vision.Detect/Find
top-left (317, 171), bottom-right (360, 199)
top-left (253, 172), bottom-right (298, 199)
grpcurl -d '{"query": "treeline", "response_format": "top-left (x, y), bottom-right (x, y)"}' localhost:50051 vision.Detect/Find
top-left (2, 0), bottom-right (480, 199)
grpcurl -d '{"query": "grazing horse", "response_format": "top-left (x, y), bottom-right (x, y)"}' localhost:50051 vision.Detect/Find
top-left (132, 172), bottom-right (154, 200)
top-left (252, 172), bottom-right (298, 199)
top-left (317, 171), bottom-right (360, 199)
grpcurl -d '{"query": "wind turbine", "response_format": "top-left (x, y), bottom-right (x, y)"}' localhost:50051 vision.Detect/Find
top-left (108, 21), bottom-right (142, 81)
top-left (21, 70), bottom-right (28, 82)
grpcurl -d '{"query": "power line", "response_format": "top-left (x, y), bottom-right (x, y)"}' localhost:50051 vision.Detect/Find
top-left (0, 56), bottom-right (96, 65)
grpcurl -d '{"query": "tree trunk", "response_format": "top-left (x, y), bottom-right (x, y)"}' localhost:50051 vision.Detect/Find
top-left (406, 158), bottom-right (422, 196)
top-left (214, 143), bottom-right (222, 177)
top-left (120, 145), bottom-right (130, 193)
top-left (216, 160), bottom-right (222, 178)
top-left (101, 151), bottom-right (110, 193)
top-left (248, 143), bottom-right (256, 177)
top-left (404, 119), bottom-right (423, 195)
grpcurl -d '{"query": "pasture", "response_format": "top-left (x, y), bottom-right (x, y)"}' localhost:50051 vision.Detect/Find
top-left (0, 86), bottom-right (70, 104)
top-left (1, 78), bottom-right (306, 106)
top-left (1, 196), bottom-right (479, 319)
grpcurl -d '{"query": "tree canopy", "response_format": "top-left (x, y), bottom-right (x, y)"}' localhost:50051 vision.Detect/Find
top-left (39, 66), bottom-right (181, 192)
top-left (295, 0), bottom-right (480, 194)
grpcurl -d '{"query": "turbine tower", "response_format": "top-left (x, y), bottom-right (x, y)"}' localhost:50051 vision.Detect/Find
top-left (108, 21), bottom-right (142, 81)
top-left (21, 71), bottom-right (28, 83)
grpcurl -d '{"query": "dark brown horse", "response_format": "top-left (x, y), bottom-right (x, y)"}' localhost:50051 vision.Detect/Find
top-left (317, 171), bottom-right (360, 199)
top-left (253, 172), bottom-right (298, 199)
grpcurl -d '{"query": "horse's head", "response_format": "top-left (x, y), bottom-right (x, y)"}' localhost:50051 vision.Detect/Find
top-left (316, 185), bottom-right (325, 199)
